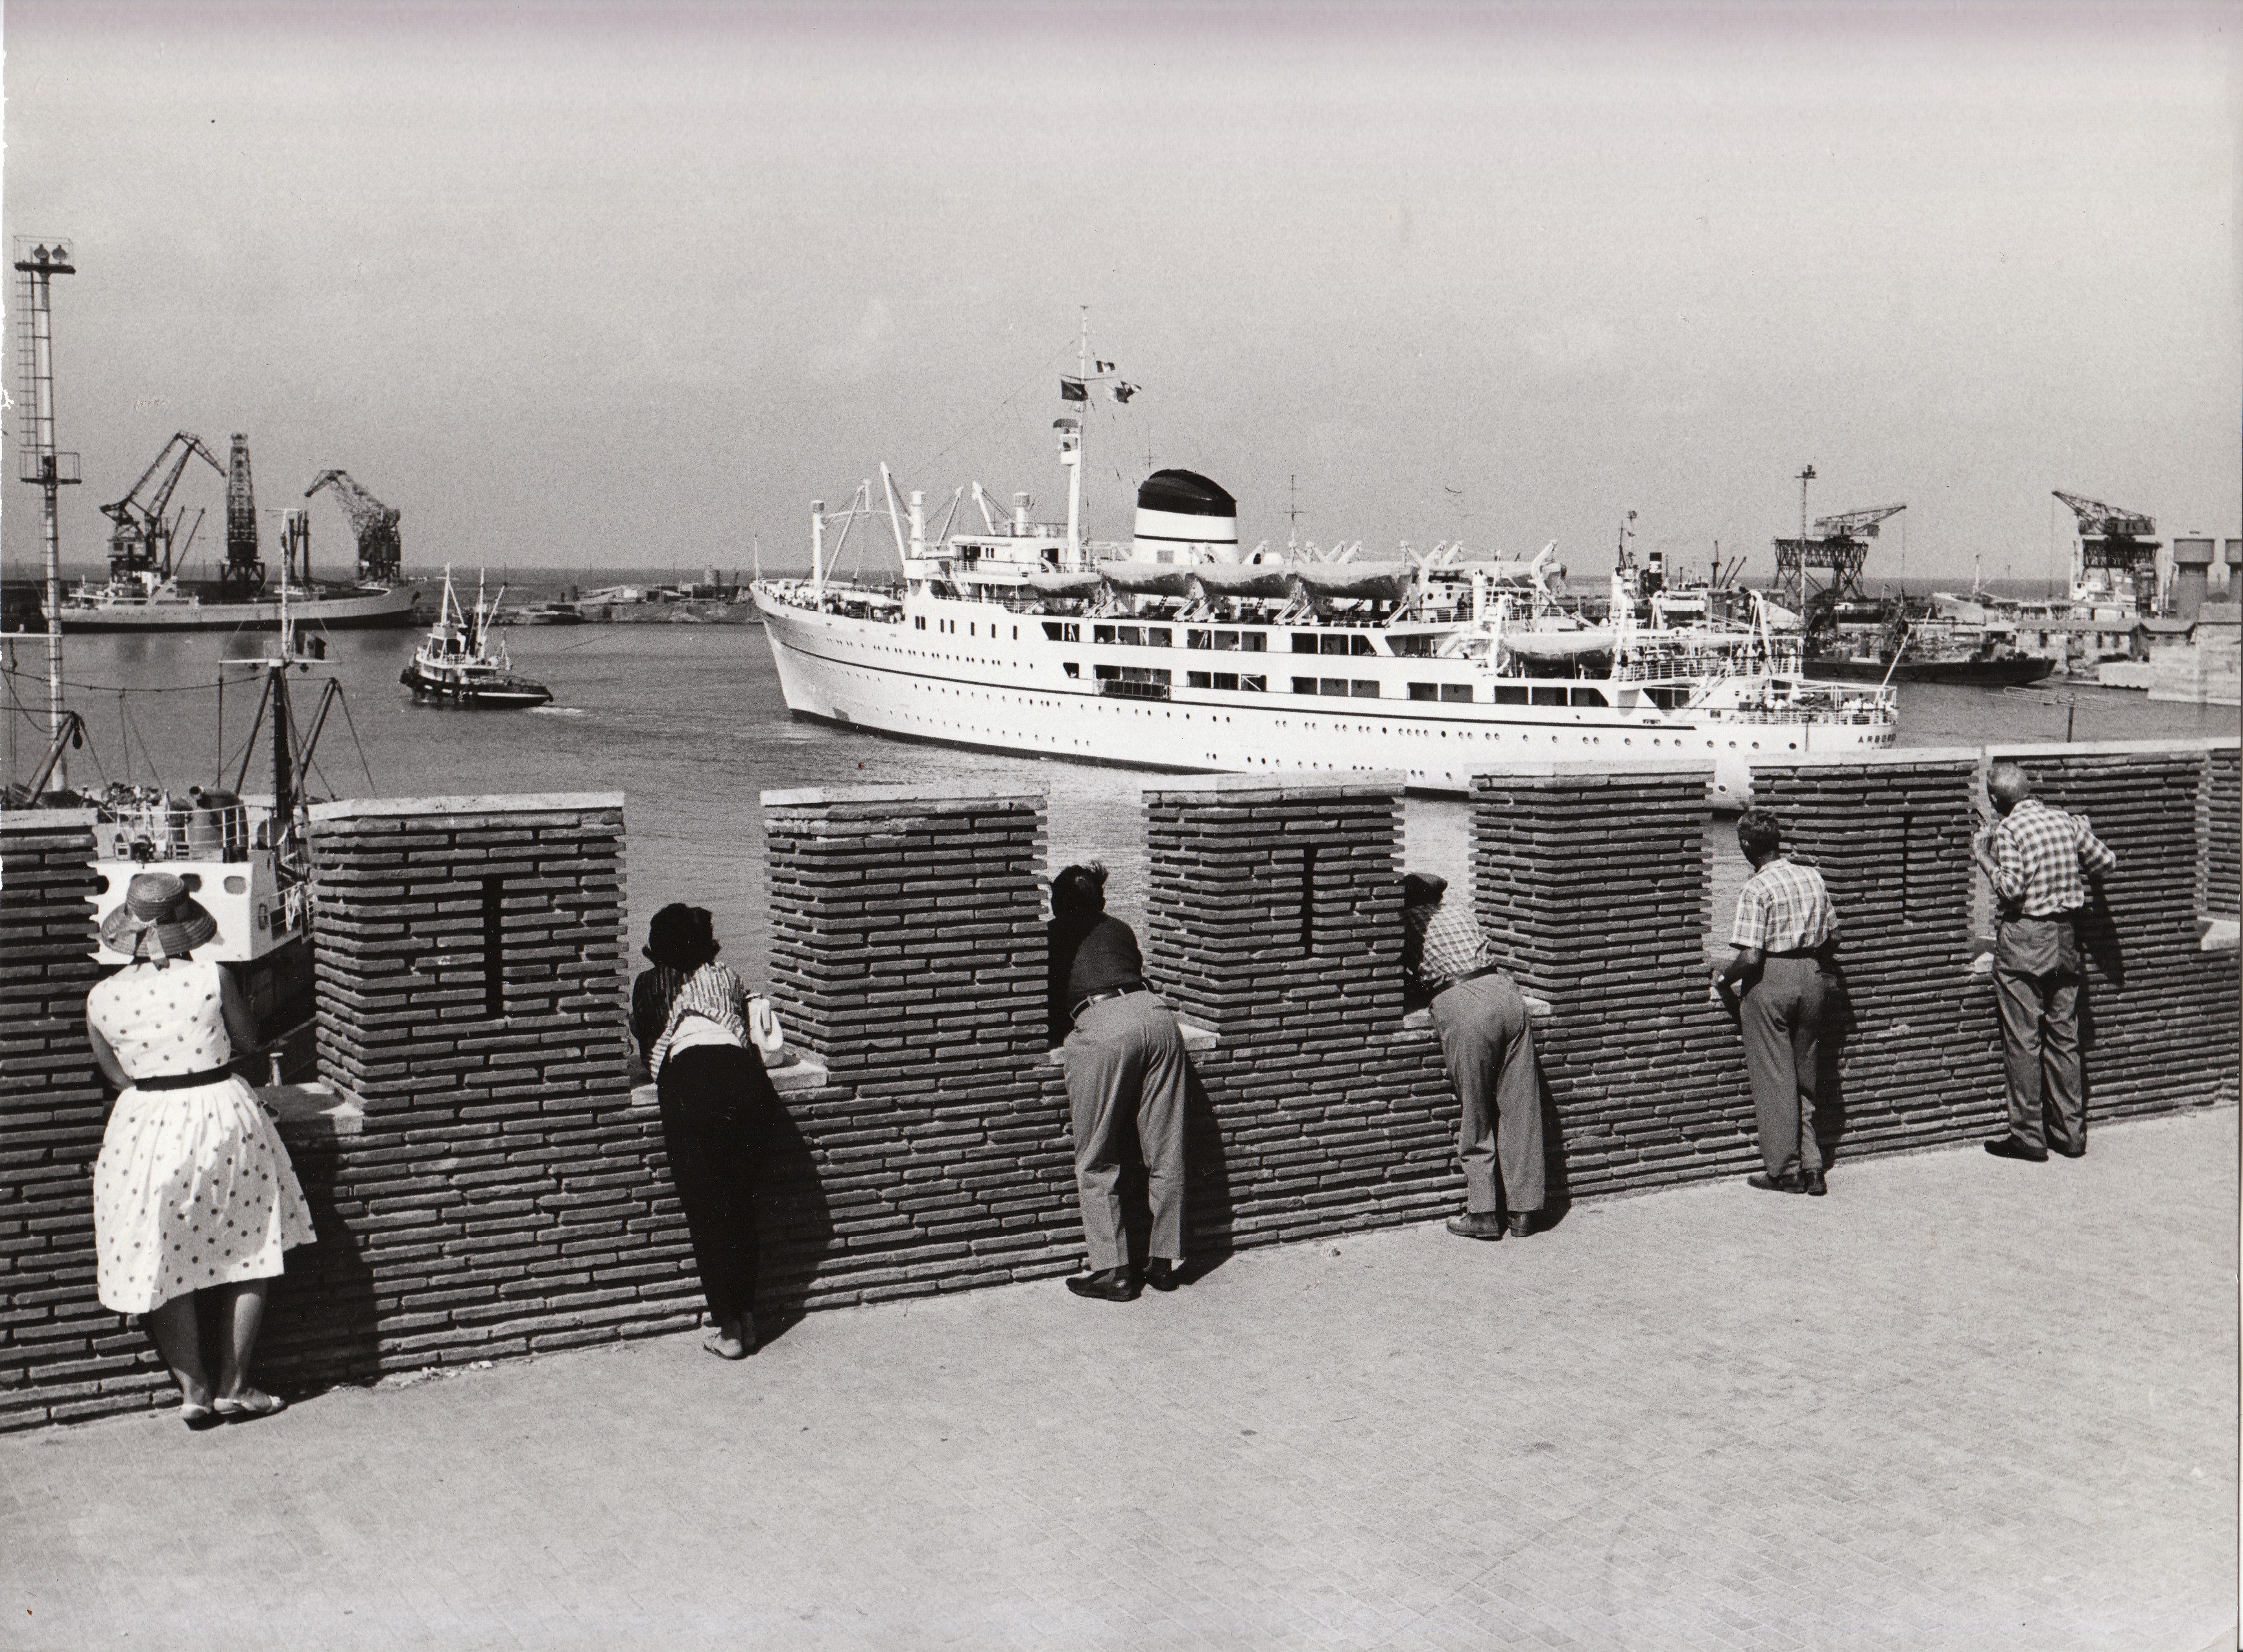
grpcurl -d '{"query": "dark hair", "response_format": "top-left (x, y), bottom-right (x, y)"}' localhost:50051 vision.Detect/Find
top-left (1735, 810), bottom-right (1783, 860)
top-left (1051, 862), bottom-right (1109, 920)
top-left (1401, 872), bottom-right (1448, 910)
top-left (644, 903), bottom-right (720, 969)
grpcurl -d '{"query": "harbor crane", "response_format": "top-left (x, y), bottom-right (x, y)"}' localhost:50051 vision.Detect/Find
top-left (305, 469), bottom-right (403, 582)
top-left (220, 433), bottom-right (265, 598)
top-left (99, 430), bottom-right (224, 580)
top-left (2054, 490), bottom-right (2160, 611)
top-left (1773, 494), bottom-right (1906, 612)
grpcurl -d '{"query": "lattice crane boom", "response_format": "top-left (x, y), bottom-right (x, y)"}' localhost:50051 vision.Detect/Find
top-left (1810, 504), bottom-right (1906, 539)
top-left (97, 431), bottom-right (224, 578)
top-left (2052, 490), bottom-right (2155, 539)
top-left (305, 468), bottom-right (403, 581)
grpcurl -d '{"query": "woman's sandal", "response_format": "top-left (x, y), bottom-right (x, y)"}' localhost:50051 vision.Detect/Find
top-left (180, 1402), bottom-right (224, 1432)
top-left (213, 1389), bottom-right (288, 1424)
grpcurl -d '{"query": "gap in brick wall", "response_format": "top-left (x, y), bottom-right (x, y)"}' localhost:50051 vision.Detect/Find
top-left (480, 877), bottom-right (504, 1019)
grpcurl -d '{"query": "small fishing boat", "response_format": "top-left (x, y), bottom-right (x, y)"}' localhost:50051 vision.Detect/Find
top-left (400, 569), bottom-right (554, 708)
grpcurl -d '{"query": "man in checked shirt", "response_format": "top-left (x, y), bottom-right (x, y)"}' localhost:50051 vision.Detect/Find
top-left (1402, 873), bottom-right (1544, 1240)
top-left (1715, 810), bottom-right (1839, 1196)
top-left (1971, 760), bottom-right (2118, 1162)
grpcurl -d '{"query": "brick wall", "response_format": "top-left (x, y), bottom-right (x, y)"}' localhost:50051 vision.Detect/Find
top-left (1470, 763), bottom-right (1752, 1192)
top-left (3, 738), bottom-right (2234, 1432)
top-left (1143, 775), bottom-right (1460, 1249)
top-left (260, 794), bottom-right (702, 1391)
top-left (757, 786), bottom-right (1080, 1308)
top-left (1754, 754), bottom-right (2008, 1157)
top-left (2207, 745), bottom-right (2240, 920)
top-left (0, 811), bottom-right (173, 1428)
top-left (1989, 745), bottom-right (2240, 1116)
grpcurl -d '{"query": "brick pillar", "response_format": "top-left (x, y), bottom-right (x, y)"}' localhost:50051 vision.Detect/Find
top-left (1141, 775), bottom-right (1457, 1249)
top-left (1993, 745), bottom-right (2238, 1115)
top-left (2205, 744), bottom-right (2240, 921)
top-left (761, 785), bottom-right (1049, 1076)
top-left (1755, 752), bottom-right (2002, 1151)
top-left (756, 785), bottom-right (1080, 1300)
top-left (305, 794), bottom-right (630, 1109)
top-left (1470, 762), bottom-right (1744, 1193)
top-left (0, 810), bottom-right (171, 1429)
top-left (1143, 774), bottom-right (1405, 1038)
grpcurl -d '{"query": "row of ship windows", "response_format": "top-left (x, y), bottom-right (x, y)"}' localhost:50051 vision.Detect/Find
top-left (1039, 621), bottom-right (1379, 657)
top-left (1062, 664), bottom-right (1615, 707)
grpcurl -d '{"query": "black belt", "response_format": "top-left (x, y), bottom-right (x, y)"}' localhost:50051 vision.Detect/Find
top-left (131, 1065), bottom-right (237, 1092)
top-left (1071, 984), bottom-right (1147, 1021)
top-left (1433, 965), bottom-right (1504, 996)
top-left (1764, 947), bottom-right (1827, 960)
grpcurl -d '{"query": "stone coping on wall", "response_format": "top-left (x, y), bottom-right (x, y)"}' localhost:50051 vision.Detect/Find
top-left (259, 1081), bottom-right (364, 1140)
top-left (759, 781), bottom-right (1049, 809)
top-left (307, 792), bottom-right (624, 822)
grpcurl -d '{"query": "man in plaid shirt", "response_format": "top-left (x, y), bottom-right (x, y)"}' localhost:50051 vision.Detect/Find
top-left (1403, 873), bottom-right (1544, 1240)
top-left (1715, 810), bottom-right (1839, 1195)
top-left (1972, 761), bottom-right (2118, 1162)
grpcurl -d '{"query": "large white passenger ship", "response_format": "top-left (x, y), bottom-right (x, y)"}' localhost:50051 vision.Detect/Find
top-left (753, 369), bottom-right (1895, 804)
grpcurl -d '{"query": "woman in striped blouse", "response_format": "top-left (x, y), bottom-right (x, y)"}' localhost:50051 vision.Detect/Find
top-left (632, 903), bottom-right (781, 1360)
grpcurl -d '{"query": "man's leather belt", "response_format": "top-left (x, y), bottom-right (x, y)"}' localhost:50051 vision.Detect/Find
top-left (1432, 965), bottom-right (1504, 996)
top-left (1765, 947), bottom-right (1827, 959)
top-left (1071, 983), bottom-right (1147, 1020)
top-left (131, 1065), bottom-right (235, 1092)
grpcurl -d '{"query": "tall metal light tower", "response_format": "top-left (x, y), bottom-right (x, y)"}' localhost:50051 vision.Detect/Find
top-left (13, 238), bottom-right (80, 786)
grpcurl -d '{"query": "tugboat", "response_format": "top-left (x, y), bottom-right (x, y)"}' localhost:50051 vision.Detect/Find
top-left (399, 569), bottom-right (554, 708)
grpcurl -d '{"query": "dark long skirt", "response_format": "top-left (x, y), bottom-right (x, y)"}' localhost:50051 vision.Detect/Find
top-left (657, 1043), bottom-right (775, 1325)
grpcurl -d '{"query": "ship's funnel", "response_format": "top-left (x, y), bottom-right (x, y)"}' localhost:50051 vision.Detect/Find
top-left (1134, 469), bottom-right (1238, 562)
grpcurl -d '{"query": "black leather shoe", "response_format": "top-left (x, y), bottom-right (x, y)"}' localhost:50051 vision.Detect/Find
top-left (1143, 1258), bottom-right (1181, 1292)
top-left (1445, 1212), bottom-right (1505, 1240)
top-left (1066, 1267), bottom-right (1139, 1302)
top-left (1802, 1170), bottom-right (1827, 1197)
top-left (1984, 1137), bottom-right (2048, 1163)
top-left (1746, 1172), bottom-right (1805, 1194)
top-left (2050, 1142), bottom-right (2086, 1159)
top-left (1505, 1212), bottom-right (1533, 1239)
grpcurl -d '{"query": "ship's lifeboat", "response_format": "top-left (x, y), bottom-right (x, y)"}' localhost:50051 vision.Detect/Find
top-left (1097, 560), bottom-right (1202, 597)
top-left (1189, 563), bottom-right (1294, 600)
top-left (1290, 561), bottom-right (1415, 603)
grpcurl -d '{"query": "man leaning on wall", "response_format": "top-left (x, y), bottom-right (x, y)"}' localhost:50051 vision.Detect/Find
top-left (1402, 873), bottom-right (1545, 1240)
top-left (1973, 759), bottom-right (2118, 1162)
top-left (1715, 809), bottom-right (1840, 1197)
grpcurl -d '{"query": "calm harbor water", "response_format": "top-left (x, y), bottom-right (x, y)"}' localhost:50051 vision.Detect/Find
top-left (5, 619), bottom-right (2233, 984)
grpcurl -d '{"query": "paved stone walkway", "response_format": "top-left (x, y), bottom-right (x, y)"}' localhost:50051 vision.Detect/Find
top-left (4, 1107), bottom-right (2235, 1652)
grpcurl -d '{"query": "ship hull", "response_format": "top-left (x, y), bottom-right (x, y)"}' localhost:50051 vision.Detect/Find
top-left (48, 583), bottom-right (423, 632)
top-left (1809, 653), bottom-right (2057, 687)
top-left (399, 665), bottom-right (554, 708)
top-left (757, 593), bottom-right (1893, 804)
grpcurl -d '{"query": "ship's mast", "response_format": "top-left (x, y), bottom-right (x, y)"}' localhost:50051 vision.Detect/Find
top-left (12, 239), bottom-right (79, 788)
top-left (1063, 308), bottom-right (1088, 561)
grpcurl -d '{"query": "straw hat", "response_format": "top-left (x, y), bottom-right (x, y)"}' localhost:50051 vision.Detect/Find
top-left (100, 871), bottom-right (219, 964)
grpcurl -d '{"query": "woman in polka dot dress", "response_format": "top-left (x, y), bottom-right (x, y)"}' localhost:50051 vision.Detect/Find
top-left (84, 872), bottom-right (315, 1430)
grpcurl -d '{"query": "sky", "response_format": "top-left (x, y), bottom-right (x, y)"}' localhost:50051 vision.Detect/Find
top-left (2, 1), bottom-right (2237, 587)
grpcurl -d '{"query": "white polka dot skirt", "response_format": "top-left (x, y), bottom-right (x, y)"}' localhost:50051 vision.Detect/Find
top-left (92, 1076), bottom-right (317, 1315)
